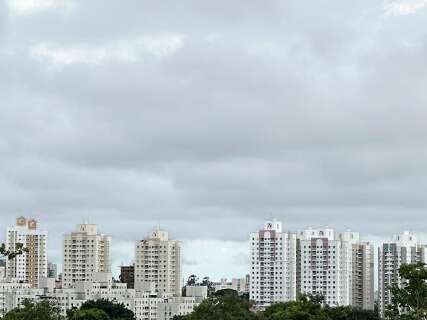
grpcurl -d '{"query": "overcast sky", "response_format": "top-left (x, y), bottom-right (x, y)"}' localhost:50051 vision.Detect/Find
top-left (1, 0), bottom-right (427, 280)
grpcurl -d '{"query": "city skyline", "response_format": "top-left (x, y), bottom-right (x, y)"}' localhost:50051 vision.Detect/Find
top-left (2, 216), bottom-right (426, 283)
top-left (1, 216), bottom-right (425, 318)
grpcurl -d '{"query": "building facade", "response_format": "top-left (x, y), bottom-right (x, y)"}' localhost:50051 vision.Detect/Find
top-left (157, 296), bottom-right (203, 320)
top-left (378, 231), bottom-right (427, 316)
top-left (5, 217), bottom-right (48, 288)
top-left (47, 262), bottom-right (58, 279)
top-left (62, 223), bottom-right (111, 288)
top-left (297, 228), bottom-right (374, 309)
top-left (1, 273), bottom-right (202, 320)
top-left (250, 221), bottom-right (374, 310)
top-left (120, 264), bottom-right (135, 289)
top-left (0, 260), bottom-right (6, 279)
top-left (348, 240), bottom-right (375, 310)
top-left (135, 228), bottom-right (181, 297)
top-left (249, 220), bottom-right (297, 308)
top-left (213, 276), bottom-right (249, 295)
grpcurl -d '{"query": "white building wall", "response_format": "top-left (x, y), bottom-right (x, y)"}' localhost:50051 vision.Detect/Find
top-left (250, 220), bottom-right (297, 308)
top-left (297, 228), bottom-right (374, 309)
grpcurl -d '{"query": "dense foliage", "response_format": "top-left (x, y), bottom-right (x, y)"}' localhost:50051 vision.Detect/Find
top-left (175, 291), bottom-right (381, 320)
top-left (3, 300), bottom-right (63, 320)
top-left (260, 295), bottom-right (380, 320)
top-left (174, 289), bottom-right (257, 320)
top-left (67, 308), bottom-right (110, 320)
top-left (385, 262), bottom-right (427, 320)
top-left (76, 299), bottom-right (136, 320)
top-left (4, 299), bottom-right (135, 320)
top-left (184, 274), bottom-right (216, 296)
top-left (0, 242), bottom-right (28, 260)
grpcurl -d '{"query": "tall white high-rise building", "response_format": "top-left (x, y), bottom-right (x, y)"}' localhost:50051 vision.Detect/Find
top-left (378, 231), bottom-right (427, 316)
top-left (297, 228), bottom-right (374, 309)
top-left (249, 220), bottom-right (297, 308)
top-left (5, 217), bottom-right (48, 288)
top-left (135, 228), bottom-right (181, 297)
top-left (62, 223), bottom-right (111, 288)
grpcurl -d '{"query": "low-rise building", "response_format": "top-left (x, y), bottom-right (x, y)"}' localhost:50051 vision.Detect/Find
top-left (2, 273), bottom-right (202, 320)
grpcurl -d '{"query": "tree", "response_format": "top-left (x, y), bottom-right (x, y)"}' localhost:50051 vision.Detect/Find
top-left (67, 308), bottom-right (110, 320)
top-left (262, 295), bottom-right (380, 320)
top-left (200, 277), bottom-right (215, 297)
top-left (177, 289), bottom-right (258, 320)
top-left (3, 299), bottom-right (63, 320)
top-left (0, 243), bottom-right (28, 260)
top-left (183, 275), bottom-right (215, 297)
top-left (385, 262), bottom-right (427, 320)
top-left (186, 275), bottom-right (199, 286)
top-left (262, 295), bottom-right (328, 320)
top-left (78, 299), bottom-right (135, 320)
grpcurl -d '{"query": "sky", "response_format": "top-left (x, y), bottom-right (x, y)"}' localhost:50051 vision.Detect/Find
top-left (1, 0), bottom-right (427, 281)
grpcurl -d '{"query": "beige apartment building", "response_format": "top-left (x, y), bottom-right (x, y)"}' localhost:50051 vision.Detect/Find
top-left (62, 223), bottom-right (111, 288)
top-left (6, 217), bottom-right (48, 288)
top-left (135, 228), bottom-right (181, 297)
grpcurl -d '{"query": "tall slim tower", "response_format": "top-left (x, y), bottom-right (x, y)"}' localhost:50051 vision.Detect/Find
top-left (249, 219), bottom-right (297, 308)
top-left (135, 228), bottom-right (181, 297)
top-left (378, 231), bottom-right (427, 316)
top-left (340, 231), bottom-right (374, 310)
top-left (62, 223), bottom-right (111, 288)
top-left (297, 227), bottom-right (342, 306)
top-left (6, 217), bottom-right (48, 288)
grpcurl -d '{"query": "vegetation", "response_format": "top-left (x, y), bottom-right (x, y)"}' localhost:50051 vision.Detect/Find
top-left (261, 295), bottom-right (380, 320)
top-left (74, 299), bottom-right (136, 320)
top-left (174, 290), bottom-right (381, 320)
top-left (3, 300), bottom-right (63, 320)
top-left (184, 274), bottom-right (216, 297)
top-left (0, 242), bottom-right (28, 260)
top-left (4, 299), bottom-right (135, 320)
top-left (174, 289), bottom-right (257, 320)
top-left (67, 308), bottom-right (110, 320)
top-left (385, 262), bottom-right (427, 320)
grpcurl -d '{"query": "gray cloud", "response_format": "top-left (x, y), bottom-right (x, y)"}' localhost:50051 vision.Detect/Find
top-left (1, 0), bottom-right (427, 279)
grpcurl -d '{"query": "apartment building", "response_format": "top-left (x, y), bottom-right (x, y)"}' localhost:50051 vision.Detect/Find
top-left (62, 223), bottom-right (111, 288)
top-left (5, 217), bottom-right (48, 288)
top-left (378, 231), bottom-right (427, 316)
top-left (348, 240), bottom-right (374, 310)
top-left (249, 220), bottom-right (297, 308)
top-left (120, 264), bottom-right (135, 289)
top-left (135, 228), bottom-right (181, 297)
top-left (297, 228), bottom-right (374, 309)
top-left (250, 221), bottom-right (374, 310)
